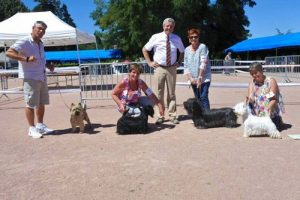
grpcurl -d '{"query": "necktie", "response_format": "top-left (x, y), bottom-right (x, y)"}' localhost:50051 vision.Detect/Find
top-left (166, 35), bottom-right (171, 66)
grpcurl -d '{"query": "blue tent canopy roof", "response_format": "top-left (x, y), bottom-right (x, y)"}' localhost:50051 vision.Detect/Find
top-left (225, 32), bottom-right (300, 53)
top-left (45, 49), bottom-right (123, 61)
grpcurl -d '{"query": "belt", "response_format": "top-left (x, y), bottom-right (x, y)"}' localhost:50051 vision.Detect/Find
top-left (159, 64), bottom-right (175, 68)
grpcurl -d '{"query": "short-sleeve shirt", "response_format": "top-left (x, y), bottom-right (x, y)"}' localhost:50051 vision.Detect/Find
top-left (10, 35), bottom-right (47, 81)
top-left (144, 32), bottom-right (185, 66)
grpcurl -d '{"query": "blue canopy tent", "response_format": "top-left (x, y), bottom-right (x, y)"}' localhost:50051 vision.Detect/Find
top-left (225, 32), bottom-right (300, 53)
top-left (45, 49), bottom-right (123, 62)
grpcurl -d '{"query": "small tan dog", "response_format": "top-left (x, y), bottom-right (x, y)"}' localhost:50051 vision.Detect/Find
top-left (70, 103), bottom-right (92, 133)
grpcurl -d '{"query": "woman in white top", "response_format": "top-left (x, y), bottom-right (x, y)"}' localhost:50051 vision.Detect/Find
top-left (184, 28), bottom-right (211, 110)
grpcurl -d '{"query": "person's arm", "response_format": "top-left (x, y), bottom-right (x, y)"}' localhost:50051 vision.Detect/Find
top-left (6, 47), bottom-right (36, 62)
top-left (175, 52), bottom-right (184, 67)
top-left (267, 78), bottom-right (279, 114)
top-left (245, 81), bottom-right (257, 115)
top-left (142, 47), bottom-right (158, 68)
top-left (197, 44), bottom-right (209, 88)
top-left (46, 62), bottom-right (55, 72)
top-left (246, 81), bottom-right (254, 103)
top-left (141, 81), bottom-right (165, 116)
top-left (186, 72), bottom-right (196, 85)
top-left (111, 81), bottom-right (126, 113)
top-left (184, 49), bottom-right (196, 85)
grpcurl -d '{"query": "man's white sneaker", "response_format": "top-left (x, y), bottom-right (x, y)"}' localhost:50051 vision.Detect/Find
top-left (28, 127), bottom-right (43, 139)
top-left (36, 123), bottom-right (54, 135)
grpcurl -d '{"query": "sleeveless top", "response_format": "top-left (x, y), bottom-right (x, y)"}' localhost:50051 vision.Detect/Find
top-left (250, 77), bottom-right (285, 118)
top-left (119, 78), bottom-right (143, 106)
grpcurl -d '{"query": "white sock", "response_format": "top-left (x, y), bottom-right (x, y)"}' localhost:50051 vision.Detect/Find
top-left (36, 123), bottom-right (43, 127)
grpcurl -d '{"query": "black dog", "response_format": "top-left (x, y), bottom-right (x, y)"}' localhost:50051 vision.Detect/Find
top-left (116, 105), bottom-right (154, 134)
top-left (183, 98), bottom-right (238, 129)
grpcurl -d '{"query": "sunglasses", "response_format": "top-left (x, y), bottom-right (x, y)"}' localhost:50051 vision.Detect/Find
top-left (189, 36), bottom-right (199, 39)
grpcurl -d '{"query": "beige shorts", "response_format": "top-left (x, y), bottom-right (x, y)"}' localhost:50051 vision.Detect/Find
top-left (23, 79), bottom-right (49, 108)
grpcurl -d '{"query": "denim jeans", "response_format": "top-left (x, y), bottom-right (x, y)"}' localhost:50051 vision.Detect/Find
top-left (191, 81), bottom-right (210, 110)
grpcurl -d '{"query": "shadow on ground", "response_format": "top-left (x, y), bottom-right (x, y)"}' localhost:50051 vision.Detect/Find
top-left (46, 123), bottom-right (116, 135)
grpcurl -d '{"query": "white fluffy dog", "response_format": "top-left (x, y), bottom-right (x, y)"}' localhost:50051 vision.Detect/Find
top-left (234, 102), bottom-right (281, 139)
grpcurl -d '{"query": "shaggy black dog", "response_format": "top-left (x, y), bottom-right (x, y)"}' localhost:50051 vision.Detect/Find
top-left (183, 98), bottom-right (238, 129)
top-left (116, 105), bottom-right (154, 134)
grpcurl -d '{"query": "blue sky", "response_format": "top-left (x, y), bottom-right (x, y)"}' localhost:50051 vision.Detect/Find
top-left (245, 0), bottom-right (300, 38)
top-left (22, 0), bottom-right (300, 38)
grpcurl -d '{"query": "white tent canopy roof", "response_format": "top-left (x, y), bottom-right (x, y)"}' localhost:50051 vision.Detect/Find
top-left (0, 11), bottom-right (96, 47)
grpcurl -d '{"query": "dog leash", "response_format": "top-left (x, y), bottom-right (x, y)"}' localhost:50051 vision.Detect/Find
top-left (57, 85), bottom-right (71, 110)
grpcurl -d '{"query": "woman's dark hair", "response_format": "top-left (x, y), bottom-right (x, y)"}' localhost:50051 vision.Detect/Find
top-left (34, 21), bottom-right (47, 29)
top-left (249, 62), bottom-right (263, 73)
top-left (129, 63), bottom-right (143, 74)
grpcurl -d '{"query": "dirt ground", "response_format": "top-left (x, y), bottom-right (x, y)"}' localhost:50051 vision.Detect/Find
top-left (1, 74), bottom-right (300, 200)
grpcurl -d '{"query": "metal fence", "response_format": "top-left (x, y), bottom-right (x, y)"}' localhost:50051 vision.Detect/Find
top-left (79, 62), bottom-right (154, 102)
top-left (265, 55), bottom-right (300, 82)
top-left (79, 56), bottom-right (300, 102)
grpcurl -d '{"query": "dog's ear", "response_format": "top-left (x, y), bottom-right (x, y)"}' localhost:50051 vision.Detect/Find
top-left (144, 105), bottom-right (154, 117)
top-left (81, 103), bottom-right (87, 110)
top-left (70, 103), bottom-right (75, 111)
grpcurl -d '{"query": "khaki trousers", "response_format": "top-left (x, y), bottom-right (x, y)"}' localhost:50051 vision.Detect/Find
top-left (154, 66), bottom-right (177, 119)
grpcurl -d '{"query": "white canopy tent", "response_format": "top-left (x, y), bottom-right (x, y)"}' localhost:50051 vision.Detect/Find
top-left (0, 11), bottom-right (98, 68)
top-left (0, 11), bottom-right (96, 47)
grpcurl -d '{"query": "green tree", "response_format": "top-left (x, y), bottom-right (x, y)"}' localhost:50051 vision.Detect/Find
top-left (92, 0), bottom-right (181, 59)
top-left (275, 28), bottom-right (292, 35)
top-left (91, 0), bottom-right (256, 59)
top-left (33, 0), bottom-right (63, 19)
top-left (0, 0), bottom-right (29, 22)
top-left (61, 4), bottom-right (76, 27)
top-left (211, 0), bottom-right (256, 57)
top-left (33, 0), bottom-right (76, 28)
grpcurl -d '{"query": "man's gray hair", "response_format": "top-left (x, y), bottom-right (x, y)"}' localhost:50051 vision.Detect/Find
top-left (163, 18), bottom-right (175, 26)
top-left (34, 21), bottom-right (47, 29)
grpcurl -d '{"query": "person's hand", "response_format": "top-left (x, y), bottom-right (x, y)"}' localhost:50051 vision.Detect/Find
top-left (174, 62), bottom-right (181, 68)
top-left (158, 102), bottom-right (165, 117)
top-left (190, 78), bottom-right (197, 85)
top-left (48, 64), bottom-right (55, 72)
top-left (149, 61), bottom-right (159, 68)
top-left (46, 62), bottom-right (55, 72)
top-left (118, 104), bottom-right (126, 113)
top-left (27, 55), bottom-right (36, 62)
top-left (197, 79), bottom-right (202, 88)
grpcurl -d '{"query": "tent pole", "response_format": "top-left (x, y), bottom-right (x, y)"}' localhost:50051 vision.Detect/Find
top-left (75, 30), bottom-right (83, 103)
top-left (95, 39), bottom-right (100, 64)
top-left (75, 30), bottom-right (81, 65)
top-left (4, 44), bottom-right (7, 70)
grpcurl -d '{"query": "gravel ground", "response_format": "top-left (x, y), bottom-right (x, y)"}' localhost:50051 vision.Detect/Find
top-left (1, 74), bottom-right (300, 200)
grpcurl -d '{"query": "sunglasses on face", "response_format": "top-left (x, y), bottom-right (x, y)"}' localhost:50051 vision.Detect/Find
top-left (189, 36), bottom-right (199, 39)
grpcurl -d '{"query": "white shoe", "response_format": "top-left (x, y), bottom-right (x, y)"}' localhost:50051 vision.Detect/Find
top-left (36, 123), bottom-right (54, 135)
top-left (28, 127), bottom-right (43, 139)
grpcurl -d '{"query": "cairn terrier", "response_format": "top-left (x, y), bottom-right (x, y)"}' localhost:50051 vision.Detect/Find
top-left (70, 103), bottom-right (92, 133)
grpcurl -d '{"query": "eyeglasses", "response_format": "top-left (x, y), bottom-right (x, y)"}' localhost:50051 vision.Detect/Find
top-left (189, 36), bottom-right (199, 39)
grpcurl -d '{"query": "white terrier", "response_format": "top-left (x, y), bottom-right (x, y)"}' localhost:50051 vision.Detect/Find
top-left (234, 102), bottom-right (281, 139)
